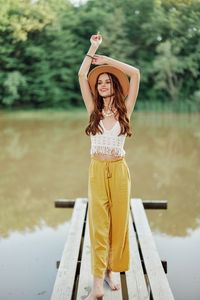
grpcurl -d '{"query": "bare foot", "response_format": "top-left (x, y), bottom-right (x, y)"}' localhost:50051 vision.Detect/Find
top-left (85, 277), bottom-right (104, 299)
top-left (85, 291), bottom-right (103, 300)
top-left (104, 269), bottom-right (121, 290)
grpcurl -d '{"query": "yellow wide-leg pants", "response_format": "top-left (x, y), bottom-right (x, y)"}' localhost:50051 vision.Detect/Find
top-left (88, 157), bottom-right (131, 278)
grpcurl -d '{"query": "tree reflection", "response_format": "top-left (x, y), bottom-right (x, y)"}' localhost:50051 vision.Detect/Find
top-left (0, 111), bottom-right (200, 237)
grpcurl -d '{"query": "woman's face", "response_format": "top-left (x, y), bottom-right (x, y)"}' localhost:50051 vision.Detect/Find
top-left (97, 73), bottom-right (114, 97)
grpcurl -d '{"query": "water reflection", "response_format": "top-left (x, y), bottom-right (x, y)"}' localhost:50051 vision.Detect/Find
top-left (1, 111), bottom-right (199, 237)
top-left (154, 227), bottom-right (200, 300)
top-left (0, 110), bottom-right (200, 300)
top-left (129, 113), bottom-right (200, 236)
top-left (0, 221), bottom-right (70, 300)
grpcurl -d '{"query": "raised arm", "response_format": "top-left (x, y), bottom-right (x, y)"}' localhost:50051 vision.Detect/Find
top-left (93, 55), bottom-right (140, 118)
top-left (78, 33), bottom-right (102, 115)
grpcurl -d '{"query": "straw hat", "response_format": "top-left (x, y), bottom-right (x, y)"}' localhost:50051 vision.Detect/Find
top-left (88, 65), bottom-right (129, 97)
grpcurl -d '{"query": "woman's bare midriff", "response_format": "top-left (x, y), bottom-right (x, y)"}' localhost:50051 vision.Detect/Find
top-left (91, 154), bottom-right (124, 161)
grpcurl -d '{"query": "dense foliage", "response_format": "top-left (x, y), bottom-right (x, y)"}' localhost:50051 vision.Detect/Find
top-left (0, 0), bottom-right (200, 110)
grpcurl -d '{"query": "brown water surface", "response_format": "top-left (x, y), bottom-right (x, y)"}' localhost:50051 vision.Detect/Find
top-left (0, 110), bottom-right (200, 300)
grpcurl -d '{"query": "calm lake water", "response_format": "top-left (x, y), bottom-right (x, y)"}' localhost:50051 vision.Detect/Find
top-left (0, 110), bottom-right (200, 300)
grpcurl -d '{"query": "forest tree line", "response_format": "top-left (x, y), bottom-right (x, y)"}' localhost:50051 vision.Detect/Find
top-left (0, 0), bottom-right (200, 111)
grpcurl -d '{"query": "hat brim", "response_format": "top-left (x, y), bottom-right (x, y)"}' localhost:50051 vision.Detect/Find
top-left (88, 65), bottom-right (129, 98)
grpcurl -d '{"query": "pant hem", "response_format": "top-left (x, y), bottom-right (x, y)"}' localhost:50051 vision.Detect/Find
top-left (109, 267), bottom-right (130, 272)
top-left (93, 271), bottom-right (106, 278)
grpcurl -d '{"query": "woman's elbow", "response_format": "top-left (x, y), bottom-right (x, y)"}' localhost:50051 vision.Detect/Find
top-left (78, 71), bottom-right (87, 78)
top-left (130, 68), bottom-right (140, 80)
top-left (137, 69), bottom-right (140, 80)
top-left (135, 68), bottom-right (140, 77)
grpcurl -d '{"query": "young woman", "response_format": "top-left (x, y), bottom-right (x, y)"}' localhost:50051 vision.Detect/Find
top-left (78, 33), bottom-right (140, 300)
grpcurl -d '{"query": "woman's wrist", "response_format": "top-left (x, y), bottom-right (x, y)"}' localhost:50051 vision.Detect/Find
top-left (104, 56), bottom-right (110, 64)
top-left (87, 45), bottom-right (98, 56)
top-left (85, 54), bottom-right (94, 60)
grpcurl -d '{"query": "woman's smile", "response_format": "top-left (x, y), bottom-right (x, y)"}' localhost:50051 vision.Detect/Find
top-left (97, 73), bottom-right (113, 95)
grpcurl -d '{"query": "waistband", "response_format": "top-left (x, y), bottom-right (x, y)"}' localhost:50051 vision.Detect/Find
top-left (91, 156), bottom-right (125, 163)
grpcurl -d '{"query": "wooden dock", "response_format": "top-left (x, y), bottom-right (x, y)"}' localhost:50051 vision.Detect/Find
top-left (50, 198), bottom-right (175, 300)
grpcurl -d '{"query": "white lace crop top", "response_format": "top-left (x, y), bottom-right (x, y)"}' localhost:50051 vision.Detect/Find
top-left (90, 119), bottom-right (126, 157)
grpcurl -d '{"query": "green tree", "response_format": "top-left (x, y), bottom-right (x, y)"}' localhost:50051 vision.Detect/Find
top-left (153, 40), bottom-right (183, 101)
top-left (0, 0), bottom-right (199, 110)
top-left (144, 0), bottom-right (200, 102)
top-left (0, 0), bottom-right (56, 107)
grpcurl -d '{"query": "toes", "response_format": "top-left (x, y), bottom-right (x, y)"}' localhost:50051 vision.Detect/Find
top-left (104, 277), bottom-right (121, 291)
top-left (115, 283), bottom-right (121, 290)
top-left (112, 283), bottom-right (120, 290)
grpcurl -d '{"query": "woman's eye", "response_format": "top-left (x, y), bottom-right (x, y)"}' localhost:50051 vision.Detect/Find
top-left (97, 81), bottom-right (111, 85)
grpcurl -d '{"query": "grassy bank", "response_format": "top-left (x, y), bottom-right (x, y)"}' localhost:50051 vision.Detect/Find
top-left (135, 100), bottom-right (199, 113)
top-left (0, 100), bottom-right (199, 115)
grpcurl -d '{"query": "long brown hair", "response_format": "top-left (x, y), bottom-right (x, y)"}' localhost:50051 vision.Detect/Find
top-left (85, 72), bottom-right (132, 137)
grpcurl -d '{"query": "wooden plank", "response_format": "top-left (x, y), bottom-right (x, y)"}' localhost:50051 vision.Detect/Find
top-left (142, 200), bottom-right (167, 210)
top-left (55, 198), bottom-right (167, 209)
top-left (76, 217), bottom-right (93, 299)
top-left (131, 199), bottom-right (174, 300)
top-left (141, 260), bottom-right (167, 274)
top-left (51, 198), bottom-right (87, 300)
top-left (55, 198), bottom-right (75, 208)
top-left (126, 212), bottom-right (150, 300)
top-left (76, 213), bottom-right (123, 299)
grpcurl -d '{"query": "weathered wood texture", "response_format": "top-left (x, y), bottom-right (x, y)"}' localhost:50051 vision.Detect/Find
top-left (55, 198), bottom-right (75, 208)
top-left (50, 198), bottom-right (87, 300)
top-left (131, 199), bottom-right (174, 300)
top-left (51, 198), bottom-right (174, 300)
top-left (142, 200), bottom-right (167, 210)
top-left (54, 199), bottom-right (168, 209)
top-left (126, 212), bottom-right (149, 299)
